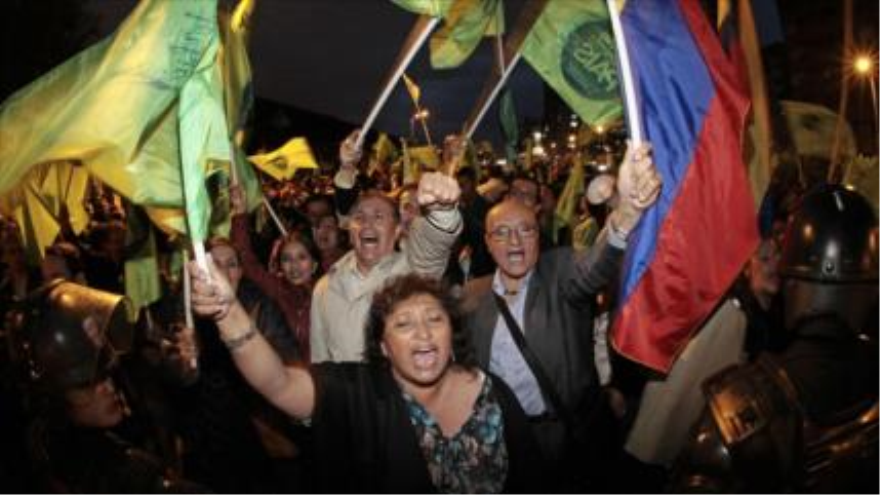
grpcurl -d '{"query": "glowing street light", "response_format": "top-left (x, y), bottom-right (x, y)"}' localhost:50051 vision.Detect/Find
top-left (854, 54), bottom-right (873, 75)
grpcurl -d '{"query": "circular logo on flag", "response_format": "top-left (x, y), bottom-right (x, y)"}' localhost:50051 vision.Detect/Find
top-left (561, 22), bottom-right (619, 100)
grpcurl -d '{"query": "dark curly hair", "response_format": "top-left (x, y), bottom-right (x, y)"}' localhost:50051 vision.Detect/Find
top-left (363, 274), bottom-right (476, 369)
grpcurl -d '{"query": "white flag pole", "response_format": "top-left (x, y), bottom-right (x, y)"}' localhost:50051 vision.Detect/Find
top-left (461, 0), bottom-right (549, 139)
top-left (356, 15), bottom-right (441, 149)
top-left (464, 52), bottom-right (523, 140)
top-left (606, 0), bottom-right (642, 145)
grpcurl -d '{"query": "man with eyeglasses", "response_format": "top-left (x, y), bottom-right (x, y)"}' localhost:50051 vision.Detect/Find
top-left (310, 130), bottom-right (463, 363)
top-left (460, 142), bottom-right (662, 491)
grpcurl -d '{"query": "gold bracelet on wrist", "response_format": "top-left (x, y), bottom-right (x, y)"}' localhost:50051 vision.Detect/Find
top-left (222, 327), bottom-right (258, 351)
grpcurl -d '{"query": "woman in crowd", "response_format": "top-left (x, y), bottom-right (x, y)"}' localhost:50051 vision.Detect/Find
top-left (312, 212), bottom-right (347, 273)
top-left (231, 185), bottom-right (319, 360)
top-left (189, 266), bottom-right (543, 493)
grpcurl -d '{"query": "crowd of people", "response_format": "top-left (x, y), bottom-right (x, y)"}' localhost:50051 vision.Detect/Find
top-left (0, 127), bottom-right (876, 493)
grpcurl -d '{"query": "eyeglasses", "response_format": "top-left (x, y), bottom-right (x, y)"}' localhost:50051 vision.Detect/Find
top-left (488, 224), bottom-right (538, 243)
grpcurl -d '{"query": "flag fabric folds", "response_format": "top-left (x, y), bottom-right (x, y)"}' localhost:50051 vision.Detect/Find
top-left (430, 0), bottom-right (505, 69)
top-left (0, 0), bottom-right (265, 245)
top-left (222, 0), bottom-right (257, 135)
top-left (124, 206), bottom-right (162, 313)
top-left (220, 0), bottom-right (263, 214)
top-left (249, 137), bottom-right (319, 181)
top-left (610, 0), bottom-right (759, 373)
top-left (522, 1), bottom-right (622, 126)
top-left (0, 0), bottom-right (221, 215)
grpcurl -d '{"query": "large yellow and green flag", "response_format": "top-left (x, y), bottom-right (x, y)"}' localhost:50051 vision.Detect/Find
top-left (391, 0), bottom-right (453, 17)
top-left (0, 0), bottom-right (222, 212)
top-left (430, 0), bottom-right (505, 69)
top-left (522, 0), bottom-right (622, 126)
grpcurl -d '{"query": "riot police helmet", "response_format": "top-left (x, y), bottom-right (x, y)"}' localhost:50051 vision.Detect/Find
top-left (17, 279), bottom-right (134, 394)
top-left (778, 185), bottom-right (878, 334)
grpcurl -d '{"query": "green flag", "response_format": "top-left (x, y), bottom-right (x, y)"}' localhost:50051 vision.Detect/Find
top-left (498, 88), bottom-right (519, 164)
top-left (221, 0), bottom-right (263, 215)
top-left (430, 0), bottom-right (505, 69)
top-left (124, 205), bottom-right (162, 313)
top-left (0, 0), bottom-right (222, 209)
top-left (522, 0), bottom-right (622, 126)
top-left (222, 0), bottom-right (256, 135)
top-left (391, 0), bottom-right (453, 17)
top-left (179, 39), bottom-right (231, 243)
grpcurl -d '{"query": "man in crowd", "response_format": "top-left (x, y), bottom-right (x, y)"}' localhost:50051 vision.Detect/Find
top-left (310, 130), bottom-right (463, 363)
top-left (460, 142), bottom-right (662, 490)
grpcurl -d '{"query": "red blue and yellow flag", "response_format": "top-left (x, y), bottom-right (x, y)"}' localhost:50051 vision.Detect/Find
top-left (610, 0), bottom-right (759, 373)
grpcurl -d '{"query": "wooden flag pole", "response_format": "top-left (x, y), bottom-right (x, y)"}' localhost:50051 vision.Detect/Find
top-left (462, 0), bottom-right (549, 139)
top-left (606, 0), bottom-right (642, 146)
top-left (356, 15), bottom-right (441, 150)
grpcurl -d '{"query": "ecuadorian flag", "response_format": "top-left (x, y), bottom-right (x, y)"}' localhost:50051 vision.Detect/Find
top-left (610, 0), bottom-right (759, 373)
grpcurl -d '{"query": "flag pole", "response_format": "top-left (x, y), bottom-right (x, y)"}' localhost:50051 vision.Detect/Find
top-left (463, 52), bottom-right (522, 140)
top-left (183, 249), bottom-right (195, 330)
top-left (605, 0), bottom-right (642, 145)
top-left (261, 196), bottom-right (289, 237)
top-left (356, 15), bottom-right (441, 149)
top-left (462, 0), bottom-right (549, 139)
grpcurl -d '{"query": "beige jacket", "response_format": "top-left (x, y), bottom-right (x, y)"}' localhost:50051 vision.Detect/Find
top-left (310, 210), bottom-right (461, 363)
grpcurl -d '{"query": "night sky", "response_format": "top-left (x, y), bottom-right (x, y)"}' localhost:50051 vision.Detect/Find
top-left (83, 0), bottom-right (544, 148)
top-left (3, 0), bottom-right (878, 153)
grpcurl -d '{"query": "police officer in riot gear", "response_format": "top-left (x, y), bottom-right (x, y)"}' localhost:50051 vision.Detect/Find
top-left (8, 279), bottom-right (205, 493)
top-left (671, 184), bottom-right (878, 493)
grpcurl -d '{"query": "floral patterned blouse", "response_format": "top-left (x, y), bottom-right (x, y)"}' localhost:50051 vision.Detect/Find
top-left (401, 373), bottom-right (508, 493)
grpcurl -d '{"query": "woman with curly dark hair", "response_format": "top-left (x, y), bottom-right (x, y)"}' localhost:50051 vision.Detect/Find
top-left (189, 267), bottom-right (544, 493)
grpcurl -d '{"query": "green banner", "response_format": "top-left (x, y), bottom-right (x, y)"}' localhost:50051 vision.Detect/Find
top-left (522, 0), bottom-right (622, 126)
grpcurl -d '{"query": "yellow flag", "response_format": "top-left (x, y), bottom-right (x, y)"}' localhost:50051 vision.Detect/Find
top-left (402, 73), bottom-right (422, 107)
top-left (14, 185), bottom-right (61, 265)
top-left (249, 137), bottom-right (319, 181)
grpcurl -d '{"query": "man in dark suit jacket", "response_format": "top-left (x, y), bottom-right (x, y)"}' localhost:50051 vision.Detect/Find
top-left (459, 142), bottom-right (661, 490)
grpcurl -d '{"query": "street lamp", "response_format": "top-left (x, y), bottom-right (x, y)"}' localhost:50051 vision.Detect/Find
top-left (851, 52), bottom-right (878, 134)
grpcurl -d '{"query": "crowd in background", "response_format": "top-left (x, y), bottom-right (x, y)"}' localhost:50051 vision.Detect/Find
top-left (0, 125), bottom-right (875, 493)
